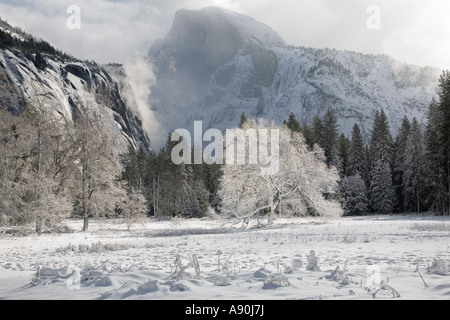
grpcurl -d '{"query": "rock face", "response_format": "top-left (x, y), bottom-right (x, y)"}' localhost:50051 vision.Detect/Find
top-left (0, 48), bottom-right (150, 152)
top-left (149, 7), bottom-right (440, 141)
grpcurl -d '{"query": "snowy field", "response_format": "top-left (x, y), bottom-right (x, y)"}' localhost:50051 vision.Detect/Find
top-left (1, 215), bottom-right (450, 300)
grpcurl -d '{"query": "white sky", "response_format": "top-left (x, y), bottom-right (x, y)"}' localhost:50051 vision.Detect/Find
top-left (0, 0), bottom-right (448, 70)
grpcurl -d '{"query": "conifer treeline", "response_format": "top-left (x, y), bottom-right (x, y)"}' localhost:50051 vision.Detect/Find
top-left (2, 69), bottom-right (449, 232)
top-left (283, 70), bottom-right (450, 216)
top-left (121, 138), bottom-right (223, 219)
top-left (122, 71), bottom-right (450, 218)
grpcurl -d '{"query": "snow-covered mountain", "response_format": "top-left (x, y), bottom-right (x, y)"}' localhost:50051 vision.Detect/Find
top-left (0, 21), bottom-right (150, 152)
top-left (149, 7), bottom-right (441, 141)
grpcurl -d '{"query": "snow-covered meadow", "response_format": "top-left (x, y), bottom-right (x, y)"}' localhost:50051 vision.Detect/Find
top-left (1, 215), bottom-right (449, 300)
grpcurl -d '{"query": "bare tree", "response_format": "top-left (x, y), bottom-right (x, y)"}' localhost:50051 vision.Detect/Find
top-left (0, 106), bottom-right (72, 232)
top-left (0, 110), bottom-right (29, 226)
top-left (69, 96), bottom-right (127, 231)
top-left (219, 122), bottom-right (343, 227)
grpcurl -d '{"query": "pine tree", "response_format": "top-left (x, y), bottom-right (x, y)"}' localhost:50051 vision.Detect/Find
top-left (347, 124), bottom-right (367, 177)
top-left (322, 108), bottom-right (340, 168)
top-left (403, 118), bottom-right (425, 213)
top-left (340, 175), bottom-right (369, 215)
top-left (156, 133), bottom-right (181, 217)
top-left (33, 52), bottom-right (48, 71)
top-left (146, 149), bottom-right (159, 216)
top-left (436, 71), bottom-right (450, 215)
top-left (179, 163), bottom-right (197, 217)
top-left (425, 98), bottom-right (446, 214)
top-left (196, 162), bottom-right (223, 212)
top-left (313, 115), bottom-right (324, 149)
top-left (239, 113), bottom-right (248, 129)
top-left (121, 145), bottom-right (139, 191)
top-left (370, 158), bottom-right (395, 214)
top-left (136, 146), bottom-right (148, 191)
top-left (392, 116), bottom-right (411, 213)
top-left (339, 134), bottom-right (350, 177)
top-left (370, 110), bottom-right (394, 164)
top-left (285, 113), bottom-right (302, 133)
top-left (302, 122), bottom-right (315, 150)
top-left (369, 110), bottom-right (395, 214)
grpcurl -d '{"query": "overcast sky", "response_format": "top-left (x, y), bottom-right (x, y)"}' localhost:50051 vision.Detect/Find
top-left (0, 0), bottom-right (448, 70)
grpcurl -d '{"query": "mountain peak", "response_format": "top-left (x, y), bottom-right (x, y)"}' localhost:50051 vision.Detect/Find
top-left (169, 7), bottom-right (286, 48)
top-left (200, 7), bottom-right (286, 47)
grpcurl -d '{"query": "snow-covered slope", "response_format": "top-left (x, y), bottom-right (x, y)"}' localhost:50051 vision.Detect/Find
top-left (149, 7), bottom-right (440, 141)
top-left (0, 45), bottom-right (150, 152)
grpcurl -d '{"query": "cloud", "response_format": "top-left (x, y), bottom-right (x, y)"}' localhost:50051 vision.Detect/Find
top-left (0, 0), bottom-right (167, 63)
top-left (122, 56), bottom-right (162, 145)
top-left (1, 0), bottom-right (448, 69)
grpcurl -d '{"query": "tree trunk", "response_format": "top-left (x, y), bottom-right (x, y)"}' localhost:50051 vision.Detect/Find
top-left (156, 174), bottom-right (160, 217)
top-left (153, 175), bottom-right (156, 216)
top-left (417, 185), bottom-right (420, 214)
top-left (82, 216), bottom-right (89, 231)
top-left (447, 161), bottom-right (450, 216)
top-left (35, 217), bottom-right (43, 236)
top-left (267, 185), bottom-right (274, 225)
top-left (267, 208), bottom-right (274, 225)
top-left (35, 109), bottom-right (43, 235)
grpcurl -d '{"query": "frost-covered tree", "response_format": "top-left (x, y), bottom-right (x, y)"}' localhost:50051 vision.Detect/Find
top-left (120, 186), bottom-right (148, 230)
top-left (340, 175), bottom-right (369, 215)
top-left (70, 101), bottom-right (127, 231)
top-left (0, 106), bottom-right (72, 233)
top-left (0, 110), bottom-right (30, 226)
top-left (219, 121), bottom-right (343, 225)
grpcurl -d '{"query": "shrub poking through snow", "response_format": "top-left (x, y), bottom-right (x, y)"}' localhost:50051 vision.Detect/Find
top-left (263, 275), bottom-right (290, 289)
top-left (191, 254), bottom-right (201, 278)
top-left (427, 246), bottom-right (450, 276)
top-left (327, 265), bottom-right (351, 286)
top-left (171, 255), bottom-right (190, 280)
top-left (170, 254), bottom-right (202, 280)
top-left (427, 258), bottom-right (450, 276)
top-left (371, 281), bottom-right (401, 299)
